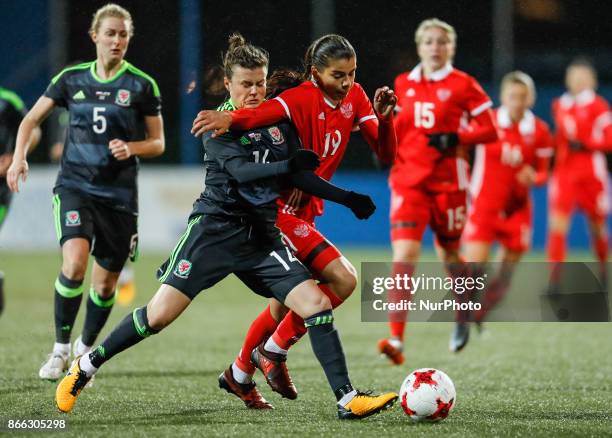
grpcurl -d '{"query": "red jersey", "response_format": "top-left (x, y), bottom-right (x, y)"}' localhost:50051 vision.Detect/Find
top-left (392, 63), bottom-right (493, 192)
top-left (231, 80), bottom-right (396, 222)
top-left (552, 90), bottom-right (612, 178)
top-left (470, 107), bottom-right (553, 209)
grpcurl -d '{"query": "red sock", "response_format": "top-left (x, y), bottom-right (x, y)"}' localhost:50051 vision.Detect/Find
top-left (446, 260), bottom-right (471, 323)
top-left (593, 234), bottom-right (609, 264)
top-left (547, 231), bottom-right (566, 263)
top-left (235, 305), bottom-right (279, 374)
top-left (474, 263), bottom-right (515, 323)
top-left (272, 283), bottom-right (344, 350)
top-left (388, 262), bottom-right (414, 342)
top-left (547, 231), bottom-right (567, 287)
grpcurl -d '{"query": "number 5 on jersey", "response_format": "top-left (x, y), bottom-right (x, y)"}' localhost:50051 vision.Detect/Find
top-left (93, 107), bottom-right (106, 134)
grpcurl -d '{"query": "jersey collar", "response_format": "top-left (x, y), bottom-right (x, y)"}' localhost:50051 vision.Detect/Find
top-left (497, 106), bottom-right (535, 135)
top-left (90, 60), bottom-right (129, 84)
top-left (408, 62), bottom-right (453, 82)
top-left (217, 98), bottom-right (246, 112)
top-left (560, 89), bottom-right (596, 108)
top-left (310, 79), bottom-right (340, 109)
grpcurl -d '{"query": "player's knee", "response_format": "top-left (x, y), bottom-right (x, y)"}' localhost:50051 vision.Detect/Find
top-left (91, 280), bottom-right (117, 299)
top-left (62, 259), bottom-right (87, 281)
top-left (549, 214), bottom-right (569, 233)
top-left (311, 293), bottom-right (332, 314)
top-left (133, 306), bottom-right (162, 335)
top-left (393, 243), bottom-right (420, 263)
top-left (331, 268), bottom-right (357, 300)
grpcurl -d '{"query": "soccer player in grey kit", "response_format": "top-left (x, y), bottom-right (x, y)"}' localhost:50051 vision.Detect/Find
top-left (54, 33), bottom-right (398, 420)
top-left (7, 4), bottom-right (165, 380)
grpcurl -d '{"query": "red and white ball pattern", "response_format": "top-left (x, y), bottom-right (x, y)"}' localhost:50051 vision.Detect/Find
top-left (399, 368), bottom-right (456, 422)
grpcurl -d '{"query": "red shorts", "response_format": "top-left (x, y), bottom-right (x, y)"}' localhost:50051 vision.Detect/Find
top-left (548, 172), bottom-right (610, 222)
top-left (464, 196), bottom-right (532, 253)
top-left (389, 186), bottom-right (467, 251)
top-left (276, 213), bottom-right (342, 274)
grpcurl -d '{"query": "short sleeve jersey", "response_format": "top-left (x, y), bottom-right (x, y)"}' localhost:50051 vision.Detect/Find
top-left (392, 63), bottom-right (492, 192)
top-left (470, 107), bottom-right (552, 207)
top-left (272, 80), bottom-right (377, 221)
top-left (45, 60), bottom-right (161, 213)
top-left (551, 90), bottom-right (612, 177)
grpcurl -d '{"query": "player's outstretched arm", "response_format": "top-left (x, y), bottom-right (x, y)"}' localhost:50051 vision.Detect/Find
top-left (110, 115), bottom-right (165, 160)
top-left (289, 171), bottom-right (376, 220)
top-left (7, 96), bottom-right (54, 192)
top-left (208, 130), bottom-right (319, 184)
top-left (225, 150), bottom-right (319, 183)
top-left (191, 99), bottom-right (287, 138)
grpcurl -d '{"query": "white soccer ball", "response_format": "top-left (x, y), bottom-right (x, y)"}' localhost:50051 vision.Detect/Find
top-left (399, 368), bottom-right (456, 422)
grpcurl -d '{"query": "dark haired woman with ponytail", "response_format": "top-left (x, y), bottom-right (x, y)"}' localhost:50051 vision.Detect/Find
top-left (193, 34), bottom-right (398, 403)
top-left (55, 33), bottom-right (398, 420)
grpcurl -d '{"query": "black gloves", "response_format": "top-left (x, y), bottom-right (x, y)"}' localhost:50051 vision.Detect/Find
top-left (289, 149), bottom-right (320, 172)
top-left (427, 132), bottom-right (459, 153)
top-left (343, 191), bottom-right (376, 219)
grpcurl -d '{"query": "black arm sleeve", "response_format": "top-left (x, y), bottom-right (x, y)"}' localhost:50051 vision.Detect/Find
top-left (289, 171), bottom-right (349, 205)
top-left (204, 133), bottom-right (293, 183)
top-left (224, 156), bottom-right (291, 183)
top-left (281, 123), bottom-right (349, 205)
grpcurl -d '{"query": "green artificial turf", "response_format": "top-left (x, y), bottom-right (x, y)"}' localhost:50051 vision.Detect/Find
top-left (0, 250), bottom-right (610, 437)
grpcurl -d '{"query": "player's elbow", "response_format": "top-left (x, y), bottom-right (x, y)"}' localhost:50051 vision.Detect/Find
top-left (30, 126), bottom-right (42, 149)
top-left (149, 138), bottom-right (165, 157)
top-left (20, 113), bottom-right (41, 133)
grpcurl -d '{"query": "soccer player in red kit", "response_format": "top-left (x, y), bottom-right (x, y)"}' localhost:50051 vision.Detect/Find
top-left (463, 71), bottom-right (553, 332)
top-left (192, 34), bottom-right (397, 404)
top-left (547, 59), bottom-right (612, 291)
top-left (378, 18), bottom-right (498, 362)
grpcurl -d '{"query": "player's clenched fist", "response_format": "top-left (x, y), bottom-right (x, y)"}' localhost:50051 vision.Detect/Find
top-left (373, 86), bottom-right (397, 119)
top-left (109, 139), bottom-right (131, 160)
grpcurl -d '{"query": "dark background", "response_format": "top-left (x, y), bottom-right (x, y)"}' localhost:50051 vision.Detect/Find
top-left (2, 0), bottom-right (611, 168)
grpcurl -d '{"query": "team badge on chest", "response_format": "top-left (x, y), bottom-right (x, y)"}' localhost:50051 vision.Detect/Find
top-left (436, 88), bottom-right (452, 102)
top-left (268, 126), bottom-right (284, 145)
top-left (340, 102), bottom-right (353, 119)
top-left (115, 89), bottom-right (131, 106)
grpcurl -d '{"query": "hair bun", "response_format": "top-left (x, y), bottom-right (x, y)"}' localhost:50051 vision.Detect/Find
top-left (227, 33), bottom-right (247, 51)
